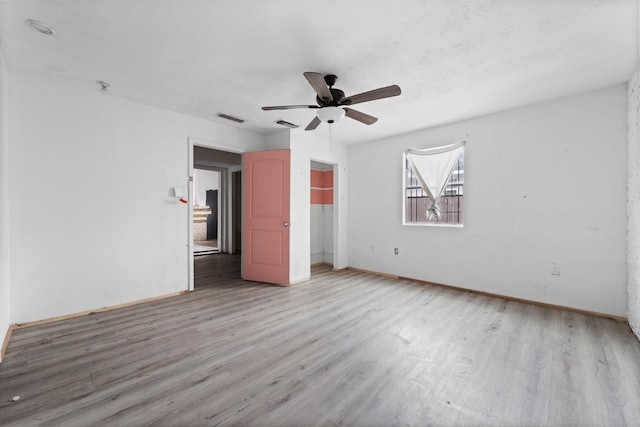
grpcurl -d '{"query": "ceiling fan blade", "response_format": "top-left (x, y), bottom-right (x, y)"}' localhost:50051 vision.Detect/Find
top-left (344, 108), bottom-right (378, 125)
top-left (305, 116), bottom-right (322, 131)
top-left (262, 105), bottom-right (319, 111)
top-left (343, 85), bottom-right (401, 105)
top-left (303, 72), bottom-right (333, 103)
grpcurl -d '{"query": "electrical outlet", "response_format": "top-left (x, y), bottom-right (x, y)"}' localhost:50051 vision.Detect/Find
top-left (394, 248), bottom-right (399, 255)
top-left (551, 263), bottom-right (560, 276)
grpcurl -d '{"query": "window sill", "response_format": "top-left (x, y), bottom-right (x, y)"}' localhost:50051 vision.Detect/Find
top-left (402, 222), bottom-right (464, 228)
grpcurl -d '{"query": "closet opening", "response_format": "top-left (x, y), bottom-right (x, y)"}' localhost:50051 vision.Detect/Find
top-left (310, 160), bottom-right (334, 270)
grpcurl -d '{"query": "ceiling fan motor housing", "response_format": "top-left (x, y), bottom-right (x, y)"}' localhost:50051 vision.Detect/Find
top-left (315, 74), bottom-right (352, 107)
top-left (324, 74), bottom-right (338, 87)
top-left (316, 88), bottom-right (347, 107)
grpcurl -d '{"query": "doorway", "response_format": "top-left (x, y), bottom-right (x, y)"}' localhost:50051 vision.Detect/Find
top-left (190, 144), bottom-right (243, 289)
top-left (193, 168), bottom-right (220, 255)
top-left (310, 160), bottom-right (334, 269)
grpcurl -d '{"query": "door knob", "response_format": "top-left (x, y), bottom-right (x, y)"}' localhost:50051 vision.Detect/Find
top-left (283, 221), bottom-right (289, 227)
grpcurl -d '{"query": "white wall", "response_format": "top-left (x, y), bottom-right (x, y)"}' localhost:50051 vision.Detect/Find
top-left (627, 8), bottom-right (640, 340)
top-left (264, 129), bottom-right (291, 150)
top-left (629, 67), bottom-right (640, 333)
top-left (322, 205), bottom-right (334, 263)
top-left (311, 203), bottom-right (333, 265)
top-left (0, 46), bottom-right (10, 360)
top-left (193, 169), bottom-right (219, 208)
top-left (289, 130), bottom-right (348, 283)
top-left (310, 205), bottom-right (325, 264)
top-left (349, 85), bottom-right (628, 316)
top-left (8, 72), bottom-right (265, 323)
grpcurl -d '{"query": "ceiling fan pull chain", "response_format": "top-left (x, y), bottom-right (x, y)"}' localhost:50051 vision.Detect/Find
top-left (330, 124), bottom-right (333, 152)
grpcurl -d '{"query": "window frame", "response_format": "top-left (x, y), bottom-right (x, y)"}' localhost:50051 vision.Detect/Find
top-left (402, 148), bottom-right (465, 228)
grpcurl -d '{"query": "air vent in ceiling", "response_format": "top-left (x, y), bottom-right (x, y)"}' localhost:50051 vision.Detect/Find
top-left (216, 113), bottom-right (246, 123)
top-left (25, 19), bottom-right (55, 35)
top-left (276, 120), bottom-right (299, 129)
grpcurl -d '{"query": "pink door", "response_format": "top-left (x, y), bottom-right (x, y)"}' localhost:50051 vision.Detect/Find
top-left (242, 149), bottom-right (290, 285)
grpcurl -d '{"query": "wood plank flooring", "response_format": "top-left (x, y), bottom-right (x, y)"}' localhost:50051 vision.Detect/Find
top-left (1, 254), bottom-right (640, 426)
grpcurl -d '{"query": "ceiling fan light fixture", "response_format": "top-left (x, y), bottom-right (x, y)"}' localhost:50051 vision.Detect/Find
top-left (317, 106), bottom-right (345, 124)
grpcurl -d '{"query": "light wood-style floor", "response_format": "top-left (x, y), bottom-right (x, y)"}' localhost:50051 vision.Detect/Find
top-left (1, 254), bottom-right (640, 426)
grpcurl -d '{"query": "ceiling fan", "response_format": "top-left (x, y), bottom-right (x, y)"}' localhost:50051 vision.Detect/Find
top-left (262, 72), bottom-right (401, 131)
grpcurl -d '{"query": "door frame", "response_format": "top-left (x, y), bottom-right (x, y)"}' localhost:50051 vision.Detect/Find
top-left (187, 137), bottom-right (246, 291)
top-left (310, 159), bottom-right (336, 268)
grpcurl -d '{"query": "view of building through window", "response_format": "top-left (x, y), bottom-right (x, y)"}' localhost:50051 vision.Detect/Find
top-left (404, 152), bottom-right (464, 225)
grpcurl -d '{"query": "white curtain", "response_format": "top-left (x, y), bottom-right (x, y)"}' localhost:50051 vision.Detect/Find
top-left (406, 141), bottom-right (465, 220)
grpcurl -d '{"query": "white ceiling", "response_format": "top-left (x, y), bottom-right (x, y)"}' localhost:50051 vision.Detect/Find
top-left (0, 0), bottom-right (637, 145)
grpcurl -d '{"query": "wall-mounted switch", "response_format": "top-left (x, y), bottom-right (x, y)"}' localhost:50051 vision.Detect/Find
top-left (173, 187), bottom-right (187, 198)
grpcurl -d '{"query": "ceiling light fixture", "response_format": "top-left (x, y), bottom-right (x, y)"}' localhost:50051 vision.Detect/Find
top-left (316, 106), bottom-right (345, 124)
top-left (25, 19), bottom-right (55, 35)
top-left (96, 80), bottom-right (110, 95)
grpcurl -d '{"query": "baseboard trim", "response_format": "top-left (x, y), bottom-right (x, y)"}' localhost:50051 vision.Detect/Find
top-left (289, 277), bottom-right (310, 285)
top-left (348, 267), bottom-right (627, 322)
top-left (13, 290), bottom-right (189, 330)
top-left (348, 267), bottom-right (400, 279)
top-left (311, 262), bottom-right (333, 268)
top-left (1, 325), bottom-right (14, 363)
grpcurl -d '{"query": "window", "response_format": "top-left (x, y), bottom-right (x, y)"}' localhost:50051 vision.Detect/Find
top-left (403, 143), bottom-right (465, 226)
